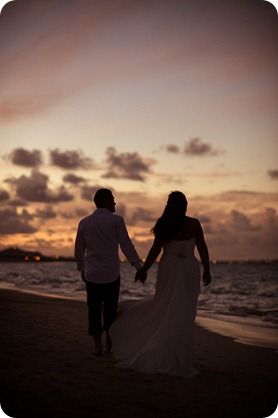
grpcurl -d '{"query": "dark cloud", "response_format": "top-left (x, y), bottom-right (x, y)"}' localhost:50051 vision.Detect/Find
top-left (11, 170), bottom-right (74, 203)
top-left (20, 208), bottom-right (35, 222)
top-left (131, 207), bottom-right (156, 224)
top-left (35, 206), bottom-right (57, 219)
top-left (165, 144), bottom-right (180, 154)
top-left (268, 169), bottom-right (278, 180)
top-left (230, 210), bottom-right (260, 231)
top-left (63, 173), bottom-right (87, 184)
top-left (80, 185), bottom-right (102, 201)
top-left (184, 138), bottom-right (223, 157)
top-left (103, 147), bottom-right (154, 181)
top-left (8, 199), bottom-right (28, 207)
top-left (49, 149), bottom-right (93, 170)
top-left (75, 208), bottom-right (89, 218)
top-left (7, 148), bottom-right (42, 167)
top-left (0, 208), bottom-right (37, 234)
top-left (115, 203), bottom-right (126, 218)
top-left (60, 211), bottom-right (76, 220)
top-left (0, 189), bottom-right (10, 201)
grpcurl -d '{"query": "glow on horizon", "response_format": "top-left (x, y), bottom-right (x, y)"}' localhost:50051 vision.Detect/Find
top-left (0, 0), bottom-right (277, 261)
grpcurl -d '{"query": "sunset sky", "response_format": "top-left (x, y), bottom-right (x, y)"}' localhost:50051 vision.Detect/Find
top-left (0, 0), bottom-right (277, 261)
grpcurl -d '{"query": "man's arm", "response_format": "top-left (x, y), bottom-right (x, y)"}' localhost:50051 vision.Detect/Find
top-left (117, 217), bottom-right (142, 269)
top-left (74, 222), bottom-right (86, 275)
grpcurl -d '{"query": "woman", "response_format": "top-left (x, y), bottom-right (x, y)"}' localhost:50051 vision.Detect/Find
top-left (110, 191), bottom-right (211, 378)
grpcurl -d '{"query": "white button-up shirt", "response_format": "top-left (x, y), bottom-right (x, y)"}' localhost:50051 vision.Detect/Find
top-left (74, 208), bottom-right (142, 283)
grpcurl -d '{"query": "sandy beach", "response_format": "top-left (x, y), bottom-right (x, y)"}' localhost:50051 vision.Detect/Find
top-left (0, 289), bottom-right (277, 418)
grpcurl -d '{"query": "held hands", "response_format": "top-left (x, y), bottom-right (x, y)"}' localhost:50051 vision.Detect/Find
top-left (135, 268), bottom-right (147, 284)
top-left (202, 271), bottom-right (211, 287)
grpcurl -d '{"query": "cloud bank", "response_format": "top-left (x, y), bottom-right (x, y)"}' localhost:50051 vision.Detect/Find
top-left (49, 149), bottom-right (94, 170)
top-left (7, 170), bottom-right (74, 203)
top-left (164, 138), bottom-right (224, 157)
top-left (268, 169), bottom-right (278, 180)
top-left (7, 148), bottom-right (42, 167)
top-left (184, 138), bottom-right (224, 157)
top-left (103, 147), bottom-right (155, 181)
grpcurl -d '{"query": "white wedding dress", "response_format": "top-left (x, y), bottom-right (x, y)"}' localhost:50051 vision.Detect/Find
top-left (110, 238), bottom-right (201, 378)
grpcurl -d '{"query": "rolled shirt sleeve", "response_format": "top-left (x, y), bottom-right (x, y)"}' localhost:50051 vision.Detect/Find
top-left (74, 221), bottom-right (86, 274)
top-left (116, 217), bottom-right (142, 270)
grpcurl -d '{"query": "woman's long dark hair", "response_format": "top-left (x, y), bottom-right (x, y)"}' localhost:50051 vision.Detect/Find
top-left (151, 191), bottom-right (188, 242)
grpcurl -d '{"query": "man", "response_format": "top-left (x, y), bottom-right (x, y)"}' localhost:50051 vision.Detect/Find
top-left (74, 188), bottom-right (142, 355)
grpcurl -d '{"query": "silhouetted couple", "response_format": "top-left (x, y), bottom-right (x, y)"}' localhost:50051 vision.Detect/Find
top-left (74, 188), bottom-right (211, 377)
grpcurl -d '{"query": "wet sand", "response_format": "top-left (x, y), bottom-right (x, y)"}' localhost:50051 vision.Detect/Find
top-left (0, 289), bottom-right (277, 418)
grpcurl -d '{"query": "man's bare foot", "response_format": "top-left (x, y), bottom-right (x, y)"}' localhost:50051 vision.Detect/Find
top-left (93, 332), bottom-right (103, 356)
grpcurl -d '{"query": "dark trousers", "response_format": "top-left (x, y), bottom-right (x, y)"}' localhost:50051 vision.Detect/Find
top-left (85, 277), bottom-right (120, 335)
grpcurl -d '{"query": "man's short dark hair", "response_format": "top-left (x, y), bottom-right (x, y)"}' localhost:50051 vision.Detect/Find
top-left (94, 188), bottom-right (113, 208)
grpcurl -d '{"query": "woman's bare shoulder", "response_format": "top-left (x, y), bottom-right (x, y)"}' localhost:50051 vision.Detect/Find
top-left (184, 216), bottom-right (200, 226)
top-left (174, 216), bottom-right (200, 240)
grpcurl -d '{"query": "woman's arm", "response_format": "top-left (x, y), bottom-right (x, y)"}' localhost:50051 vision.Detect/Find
top-left (195, 221), bottom-right (211, 286)
top-left (135, 235), bottom-right (163, 283)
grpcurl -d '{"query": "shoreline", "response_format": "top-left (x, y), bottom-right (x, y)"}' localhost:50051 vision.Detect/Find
top-left (196, 315), bottom-right (278, 351)
top-left (0, 288), bottom-right (277, 418)
top-left (1, 284), bottom-right (277, 351)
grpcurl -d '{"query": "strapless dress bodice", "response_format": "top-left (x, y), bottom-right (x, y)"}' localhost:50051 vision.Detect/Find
top-left (163, 238), bottom-right (196, 259)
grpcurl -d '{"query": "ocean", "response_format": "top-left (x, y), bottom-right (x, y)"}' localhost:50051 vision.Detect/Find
top-left (1, 261), bottom-right (277, 349)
